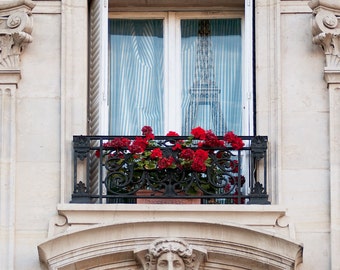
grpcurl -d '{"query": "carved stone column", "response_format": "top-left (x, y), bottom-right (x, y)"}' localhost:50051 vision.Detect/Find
top-left (309, 1), bottom-right (340, 269)
top-left (0, 1), bottom-right (35, 269)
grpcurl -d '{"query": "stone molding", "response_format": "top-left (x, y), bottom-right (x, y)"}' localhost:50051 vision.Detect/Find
top-left (38, 220), bottom-right (303, 270)
top-left (309, 0), bottom-right (340, 83)
top-left (0, 0), bottom-right (35, 71)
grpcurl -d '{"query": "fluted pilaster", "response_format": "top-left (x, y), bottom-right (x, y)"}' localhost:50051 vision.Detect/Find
top-left (310, 1), bottom-right (340, 269)
top-left (0, 1), bottom-right (35, 269)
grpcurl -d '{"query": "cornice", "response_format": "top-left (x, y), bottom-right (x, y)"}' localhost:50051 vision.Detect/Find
top-left (309, 0), bottom-right (340, 84)
top-left (0, 0), bottom-right (35, 72)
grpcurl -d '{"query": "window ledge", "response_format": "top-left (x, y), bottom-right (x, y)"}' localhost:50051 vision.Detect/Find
top-left (49, 204), bottom-right (294, 239)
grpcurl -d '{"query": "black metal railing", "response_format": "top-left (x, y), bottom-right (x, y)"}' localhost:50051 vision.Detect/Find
top-left (71, 135), bottom-right (270, 204)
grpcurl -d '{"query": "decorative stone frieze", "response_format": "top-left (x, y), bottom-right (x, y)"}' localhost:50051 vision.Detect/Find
top-left (0, 0), bottom-right (35, 71)
top-left (309, 0), bottom-right (340, 83)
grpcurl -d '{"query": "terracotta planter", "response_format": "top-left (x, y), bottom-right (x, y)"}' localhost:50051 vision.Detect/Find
top-left (136, 189), bottom-right (201, 204)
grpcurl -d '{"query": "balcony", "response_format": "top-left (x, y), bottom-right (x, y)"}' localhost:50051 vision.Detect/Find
top-left (71, 133), bottom-right (270, 204)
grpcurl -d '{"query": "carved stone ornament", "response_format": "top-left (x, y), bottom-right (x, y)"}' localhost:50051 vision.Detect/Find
top-left (309, 0), bottom-right (340, 83)
top-left (135, 238), bottom-right (207, 270)
top-left (0, 0), bottom-right (35, 71)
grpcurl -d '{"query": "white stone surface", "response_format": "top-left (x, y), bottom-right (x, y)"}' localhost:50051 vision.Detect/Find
top-left (0, 0), bottom-right (339, 269)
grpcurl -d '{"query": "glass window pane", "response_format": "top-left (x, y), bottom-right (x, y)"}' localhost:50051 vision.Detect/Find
top-left (181, 19), bottom-right (242, 135)
top-left (108, 19), bottom-right (164, 135)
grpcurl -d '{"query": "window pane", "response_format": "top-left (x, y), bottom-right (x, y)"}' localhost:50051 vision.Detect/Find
top-left (108, 19), bottom-right (164, 135)
top-left (181, 19), bottom-right (242, 135)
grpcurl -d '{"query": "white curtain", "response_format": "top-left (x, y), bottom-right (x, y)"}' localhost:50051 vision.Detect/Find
top-left (181, 19), bottom-right (242, 135)
top-left (109, 19), bottom-right (164, 135)
top-left (109, 18), bottom-right (242, 136)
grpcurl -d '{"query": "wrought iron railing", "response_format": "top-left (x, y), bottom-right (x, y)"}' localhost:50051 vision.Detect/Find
top-left (71, 135), bottom-right (270, 204)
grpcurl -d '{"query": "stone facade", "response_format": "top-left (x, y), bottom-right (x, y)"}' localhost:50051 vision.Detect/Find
top-left (0, 0), bottom-right (339, 269)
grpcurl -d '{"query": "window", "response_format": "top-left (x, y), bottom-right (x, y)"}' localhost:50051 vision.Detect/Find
top-left (88, 1), bottom-right (253, 137)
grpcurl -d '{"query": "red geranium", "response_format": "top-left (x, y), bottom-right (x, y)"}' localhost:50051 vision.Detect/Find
top-left (166, 131), bottom-right (180, 136)
top-left (233, 190), bottom-right (245, 204)
top-left (191, 149), bottom-right (209, 172)
top-left (180, 149), bottom-right (195, 160)
top-left (191, 159), bottom-right (207, 172)
top-left (128, 137), bottom-right (148, 154)
top-left (201, 130), bottom-right (224, 148)
top-left (194, 149), bottom-right (209, 160)
top-left (158, 156), bottom-right (175, 169)
top-left (141, 126), bottom-right (154, 140)
top-left (191, 126), bottom-right (206, 140)
top-left (150, 148), bottom-right (163, 159)
top-left (172, 143), bottom-right (182, 151)
top-left (230, 160), bottom-right (239, 173)
top-left (141, 125), bottom-right (153, 135)
top-left (108, 137), bottom-right (131, 148)
top-left (223, 131), bottom-right (244, 150)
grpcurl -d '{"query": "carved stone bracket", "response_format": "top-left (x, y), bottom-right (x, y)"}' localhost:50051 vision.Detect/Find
top-left (309, 0), bottom-right (340, 83)
top-left (0, 0), bottom-right (35, 71)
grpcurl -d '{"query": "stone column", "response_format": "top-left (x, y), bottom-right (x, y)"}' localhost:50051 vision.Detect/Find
top-left (309, 0), bottom-right (340, 268)
top-left (0, 1), bottom-right (35, 269)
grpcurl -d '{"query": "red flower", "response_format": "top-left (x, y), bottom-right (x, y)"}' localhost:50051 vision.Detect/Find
top-left (191, 149), bottom-right (209, 172)
top-left (141, 126), bottom-right (153, 135)
top-left (202, 130), bottom-right (224, 148)
top-left (223, 131), bottom-right (244, 150)
top-left (230, 160), bottom-right (239, 173)
top-left (141, 126), bottom-right (154, 140)
top-left (166, 131), bottom-right (180, 136)
top-left (180, 149), bottom-right (195, 160)
top-left (191, 126), bottom-right (206, 140)
top-left (172, 143), bottom-right (182, 151)
top-left (150, 148), bottom-right (163, 159)
top-left (191, 160), bottom-right (206, 172)
top-left (224, 183), bottom-right (231, 192)
top-left (194, 149), bottom-right (209, 160)
top-left (229, 176), bottom-right (245, 186)
top-left (128, 137), bottom-right (148, 154)
top-left (233, 190), bottom-right (245, 204)
top-left (109, 137), bottom-right (131, 148)
top-left (158, 156), bottom-right (175, 169)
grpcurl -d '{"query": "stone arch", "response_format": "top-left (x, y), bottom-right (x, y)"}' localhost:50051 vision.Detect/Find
top-left (38, 220), bottom-right (302, 270)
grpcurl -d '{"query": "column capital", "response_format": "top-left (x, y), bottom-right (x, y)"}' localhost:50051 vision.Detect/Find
top-left (0, 0), bottom-right (35, 73)
top-left (309, 0), bottom-right (340, 84)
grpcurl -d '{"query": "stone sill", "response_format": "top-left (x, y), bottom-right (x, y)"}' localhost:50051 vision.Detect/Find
top-left (51, 204), bottom-right (292, 238)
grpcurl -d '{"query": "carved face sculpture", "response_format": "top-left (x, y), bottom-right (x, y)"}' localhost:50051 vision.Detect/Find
top-left (145, 238), bottom-right (194, 270)
top-left (156, 251), bottom-right (185, 270)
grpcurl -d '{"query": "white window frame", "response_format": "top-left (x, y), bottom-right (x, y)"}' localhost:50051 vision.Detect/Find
top-left (93, 1), bottom-right (253, 136)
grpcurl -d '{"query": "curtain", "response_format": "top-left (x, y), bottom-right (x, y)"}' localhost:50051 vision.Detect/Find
top-left (181, 19), bottom-right (242, 135)
top-left (108, 18), bottom-right (242, 136)
top-left (109, 19), bottom-right (164, 135)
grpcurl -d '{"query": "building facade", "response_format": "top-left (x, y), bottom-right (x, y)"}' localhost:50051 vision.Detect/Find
top-left (0, 0), bottom-right (339, 269)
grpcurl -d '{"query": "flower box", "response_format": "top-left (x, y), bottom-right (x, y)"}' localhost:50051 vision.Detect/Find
top-left (136, 189), bottom-right (202, 204)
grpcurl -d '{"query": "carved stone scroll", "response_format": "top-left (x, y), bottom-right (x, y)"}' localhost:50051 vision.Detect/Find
top-left (0, 0), bottom-right (35, 70)
top-left (309, 0), bottom-right (340, 83)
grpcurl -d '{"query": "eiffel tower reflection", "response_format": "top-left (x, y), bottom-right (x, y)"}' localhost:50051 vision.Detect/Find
top-left (184, 20), bottom-right (225, 135)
